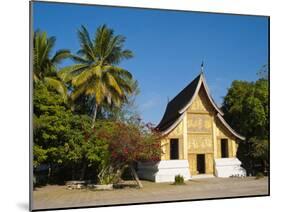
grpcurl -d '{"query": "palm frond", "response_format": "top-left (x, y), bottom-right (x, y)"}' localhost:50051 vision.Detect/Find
top-left (105, 72), bottom-right (123, 96)
top-left (78, 25), bottom-right (96, 61)
top-left (44, 77), bottom-right (68, 102)
top-left (109, 89), bottom-right (123, 107)
top-left (102, 35), bottom-right (123, 62)
top-left (71, 68), bottom-right (93, 87)
top-left (33, 30), bottom-right (69, 81)
top-left (114, 77), bottom-right (134, 94)
top-left (121, 49), bottom-right (134, 59)
top-left (58, 64), bottom-right (88, 82)
top-left (93, 24), bottom-right (113, 60)
top-left (40, 35), bottom-right (56, 67)
top-left (51, 49), bottom-right (70, 64)
top-left (71, 82), bottom-right (88, 101)
top-left (107, 66), bottom-right (132, 79)
top-left (94, 82), bottom-right (106, 105)
top-left (92, 65), bottom-right (103, 78)
top-left (85, 80), bottom-right (105, 105)
top-left (80, 25), bottom-right (92, 47)
top-left (70, 54), bottom-right (89, 64)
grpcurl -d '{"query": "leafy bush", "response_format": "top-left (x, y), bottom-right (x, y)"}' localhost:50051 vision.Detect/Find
top-left (94, 120), bottom-right (162, 183)
top-left (174, 175), bottom-right (185, 185)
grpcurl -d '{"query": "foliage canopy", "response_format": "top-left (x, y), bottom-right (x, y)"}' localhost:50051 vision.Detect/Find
top-left (222, 74), bottom-right (269, 174)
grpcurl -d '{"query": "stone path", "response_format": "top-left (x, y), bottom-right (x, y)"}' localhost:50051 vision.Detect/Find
top-left (33, 177), bottom-right (268, 210)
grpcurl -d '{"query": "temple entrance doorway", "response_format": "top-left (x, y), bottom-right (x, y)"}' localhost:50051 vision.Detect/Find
top-left (196, 154), bottom-right (205, 174)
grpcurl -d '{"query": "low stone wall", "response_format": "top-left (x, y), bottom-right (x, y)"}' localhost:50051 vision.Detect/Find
top-left (214, 157), bottom-right (246, 177)
top-left (137, 160), bottom-right (191, 183)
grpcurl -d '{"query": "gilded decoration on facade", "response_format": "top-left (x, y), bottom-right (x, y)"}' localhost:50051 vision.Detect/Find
top-left (189, 94), bottom-right (207, 112)
top-left (188, 135), bottom-right (213, 153)
top-left (169, 121), bottom-right (182, 137)
top-left (187, 114), bottom-right (212, 133)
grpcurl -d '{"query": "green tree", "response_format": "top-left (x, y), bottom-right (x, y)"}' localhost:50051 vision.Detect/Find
top-left (222, 70), bottom-right (269, 175)
top-left (33, 30), bottom-right (70, 101)
top-left (59, 25), bottom-right (134, 127)
top-left (61, 115), bottom-right (109, 180)
top-left (33, 82), bottom-right (73, 176)
top-left (33, 82), bottom-right (108, 182)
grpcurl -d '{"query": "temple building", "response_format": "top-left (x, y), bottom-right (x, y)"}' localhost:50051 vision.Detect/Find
top-left (138, 70), bottom-right (246, 182)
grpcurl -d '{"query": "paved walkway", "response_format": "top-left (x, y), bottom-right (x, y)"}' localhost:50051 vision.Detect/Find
top-left (33, 177), bottom-right (268, 210)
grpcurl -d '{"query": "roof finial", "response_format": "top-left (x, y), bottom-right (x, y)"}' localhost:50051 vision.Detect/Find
top-left (200, 61), bottom-right (204, 73)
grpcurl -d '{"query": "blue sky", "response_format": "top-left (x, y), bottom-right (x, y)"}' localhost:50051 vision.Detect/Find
top-left (33, 2), bottom-right (268, 124)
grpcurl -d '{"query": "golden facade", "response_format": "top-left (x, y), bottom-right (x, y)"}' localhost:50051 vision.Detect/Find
top-left (160, 85), bottom-right (241, 176)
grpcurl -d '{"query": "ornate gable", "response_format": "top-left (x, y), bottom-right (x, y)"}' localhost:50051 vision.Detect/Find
top-left (157, 72), bottom-right (244, 140)
top-left (188, 86), bottom-right (215, 114)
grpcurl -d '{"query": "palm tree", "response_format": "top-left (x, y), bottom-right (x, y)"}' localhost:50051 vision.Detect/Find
top-left (33, 30), bottom-right (70, 102)
top-left (59, 25), bottom-right (134, 127)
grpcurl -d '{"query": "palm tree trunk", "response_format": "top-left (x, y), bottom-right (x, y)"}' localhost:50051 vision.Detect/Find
top-left (91, 104), bottom-right (98, 128)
